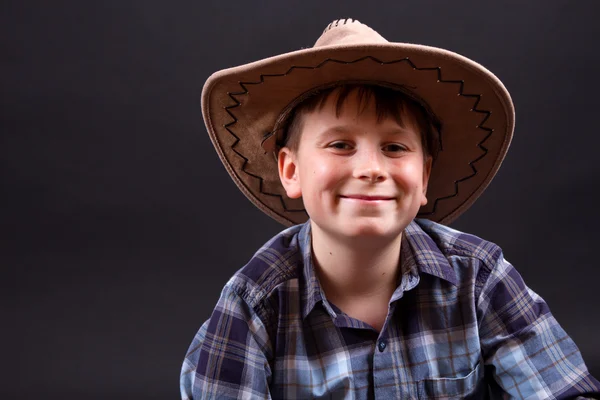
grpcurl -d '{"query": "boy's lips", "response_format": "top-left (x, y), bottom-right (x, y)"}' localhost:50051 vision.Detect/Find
top-left (340, 195), bottom-right (395, 201)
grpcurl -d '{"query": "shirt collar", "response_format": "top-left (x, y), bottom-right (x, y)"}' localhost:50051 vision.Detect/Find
top-left (297, 218), bottom-right (458, 320)
top-left (402, 219), bottom-right (459, 286)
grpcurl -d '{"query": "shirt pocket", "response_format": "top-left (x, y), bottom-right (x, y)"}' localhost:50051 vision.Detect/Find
top-left (417, 361), bottom-right (484, 399)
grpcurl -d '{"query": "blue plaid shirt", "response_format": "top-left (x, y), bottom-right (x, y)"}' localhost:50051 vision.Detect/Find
top-left (180, 219), bottom-right (599, 399)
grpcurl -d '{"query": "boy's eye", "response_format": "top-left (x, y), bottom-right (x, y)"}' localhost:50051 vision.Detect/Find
top-left (329, 142), bottom-right (352, 150)
top-left (382, 143), bottom-right (407, 152)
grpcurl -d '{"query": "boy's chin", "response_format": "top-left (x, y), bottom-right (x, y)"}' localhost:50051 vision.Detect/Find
top-left (309, 215), bottom-right (412, 243)
top-left (333, 221), bottom-right (406, 242)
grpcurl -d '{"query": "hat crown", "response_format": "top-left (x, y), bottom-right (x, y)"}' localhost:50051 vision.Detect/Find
top-left (314, 18), bottom-right (388, 47)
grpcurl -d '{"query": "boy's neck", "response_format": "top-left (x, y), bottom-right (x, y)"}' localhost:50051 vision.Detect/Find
top-left (310, 222), bottom-right (402, 305)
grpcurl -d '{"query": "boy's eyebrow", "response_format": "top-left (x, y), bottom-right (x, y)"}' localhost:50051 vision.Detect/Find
top-left (316, 125), bottom-right (415, 138)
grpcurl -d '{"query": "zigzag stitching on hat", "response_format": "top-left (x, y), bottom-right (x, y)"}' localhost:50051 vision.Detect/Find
top-left (418, 93), bottom-right (493, 218)
top-left (221, 56), bottom-right (494, 222)
top-left (222, 93), bottom-right (308, 217)
top-left (233, 56), bottom-right (413, 92)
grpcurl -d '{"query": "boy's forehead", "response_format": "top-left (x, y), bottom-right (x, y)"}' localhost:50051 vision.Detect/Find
top-left (302, 88), bottom-right (419, 127)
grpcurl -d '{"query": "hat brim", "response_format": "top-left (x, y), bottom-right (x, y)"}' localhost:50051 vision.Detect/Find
top-left (202, 43), bottom-right (515, 226)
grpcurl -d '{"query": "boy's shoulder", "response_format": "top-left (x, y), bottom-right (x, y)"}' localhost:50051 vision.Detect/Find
top-left (407, 219), bottom-right (508, 295)
top-left (222, 222), bottom-right (308, 309)
top-left (411, 218), bottom-right (505, 267)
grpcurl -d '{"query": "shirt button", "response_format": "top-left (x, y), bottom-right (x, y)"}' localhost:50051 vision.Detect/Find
top-left (378, 340), bottom-right (386, 352)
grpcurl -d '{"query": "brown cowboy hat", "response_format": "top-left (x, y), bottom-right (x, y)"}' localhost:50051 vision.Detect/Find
top-left (201, 18), bottom-right (515, 226)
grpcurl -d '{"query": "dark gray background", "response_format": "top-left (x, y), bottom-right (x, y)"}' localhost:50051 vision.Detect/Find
top-left (3, 1), bottom-right (599, 398)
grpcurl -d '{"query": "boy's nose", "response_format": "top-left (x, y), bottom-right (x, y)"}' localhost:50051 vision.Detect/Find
top-left (352, 148), bottom-right (387, 183)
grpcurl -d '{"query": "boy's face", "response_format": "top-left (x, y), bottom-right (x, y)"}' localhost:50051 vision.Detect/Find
top-left (278, 90), bottom-right (432, 241)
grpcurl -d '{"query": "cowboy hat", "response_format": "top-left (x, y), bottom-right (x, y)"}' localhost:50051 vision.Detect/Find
top-left (201, 18), bottom-right (515, 226)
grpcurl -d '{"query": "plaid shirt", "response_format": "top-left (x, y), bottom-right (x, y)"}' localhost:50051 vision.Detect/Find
top-left (180, 219), bottom-right (599, 399)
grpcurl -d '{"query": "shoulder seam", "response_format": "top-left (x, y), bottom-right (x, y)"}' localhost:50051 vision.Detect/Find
top-left (228, 250), bottom-right (300, 308)
top-left (474, 261), bottom-right (493, 302)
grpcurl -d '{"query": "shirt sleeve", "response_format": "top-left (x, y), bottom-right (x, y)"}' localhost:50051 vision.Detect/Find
top-left (180, 283), bottom-right (273, 400)
top-left (477, 252), bottom-right (600, 399)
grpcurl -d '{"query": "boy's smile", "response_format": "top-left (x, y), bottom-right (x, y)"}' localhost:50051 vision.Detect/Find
top-left (278, 89), bottom-right (432, 243)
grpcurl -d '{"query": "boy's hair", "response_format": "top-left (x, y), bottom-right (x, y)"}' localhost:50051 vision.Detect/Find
top-left (281, 84), bottom-right (441, 161)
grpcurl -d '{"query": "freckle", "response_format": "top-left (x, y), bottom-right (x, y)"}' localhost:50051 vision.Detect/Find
top-left (329, 252), bottom-right (332, 255)
top-left (382, 272), bottom-right (386, 275)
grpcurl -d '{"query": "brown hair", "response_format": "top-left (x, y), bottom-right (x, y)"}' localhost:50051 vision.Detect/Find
top-left (280, 84), bottom-right (441, 161)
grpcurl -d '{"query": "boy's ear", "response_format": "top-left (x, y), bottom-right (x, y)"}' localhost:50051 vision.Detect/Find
top-left (420, 156), bottom-right (433, 206)
top-left (278, 147), bottom-right (302, 199)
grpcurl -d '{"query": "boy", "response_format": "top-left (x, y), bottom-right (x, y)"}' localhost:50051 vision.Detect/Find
top-left (181, 19), bottom-right (600, 399)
